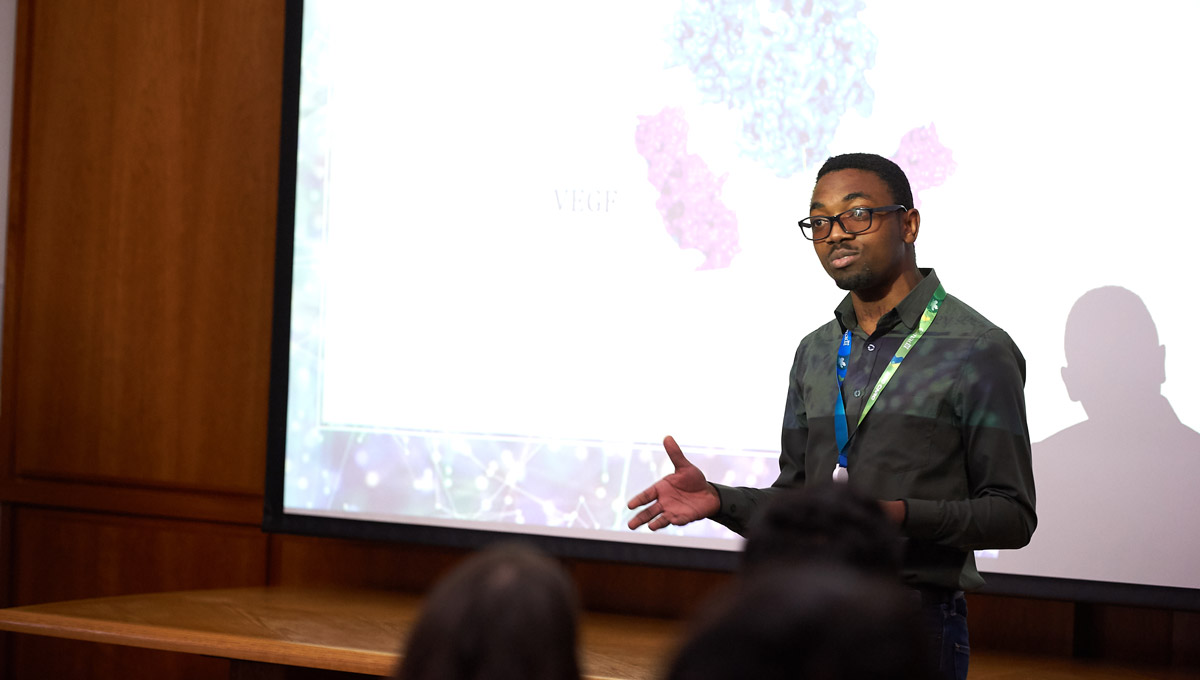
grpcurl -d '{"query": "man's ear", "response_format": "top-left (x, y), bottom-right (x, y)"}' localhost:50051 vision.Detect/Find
top-left (902, 208), bottom-right (920, 245)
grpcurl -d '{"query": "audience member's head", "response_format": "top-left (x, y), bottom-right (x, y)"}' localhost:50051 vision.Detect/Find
top-left (666, 565), bottom-right (935, 680)
top-left (394, 542), bottom-right (581, 680)
top-left (741, 483), bottom-right (902, 578)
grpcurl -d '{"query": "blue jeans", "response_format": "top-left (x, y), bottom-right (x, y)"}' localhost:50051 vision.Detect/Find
top-left (919, 591), bottom-right (970, 680)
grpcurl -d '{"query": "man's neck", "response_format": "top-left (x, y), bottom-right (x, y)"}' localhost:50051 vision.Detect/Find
top-left (851, 267), bottom-right (925, 336)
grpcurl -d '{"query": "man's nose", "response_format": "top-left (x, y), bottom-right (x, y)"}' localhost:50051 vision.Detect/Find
top-left (824, 218), bottom-right (854, 243)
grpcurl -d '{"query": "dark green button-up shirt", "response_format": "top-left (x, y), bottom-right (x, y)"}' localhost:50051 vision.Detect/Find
top-left (712, 269), bottom-right (1037, 591)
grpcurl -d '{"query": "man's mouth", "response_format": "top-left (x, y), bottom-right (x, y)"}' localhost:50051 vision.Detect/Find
top-left (829, 249), bottom-right (859, 269)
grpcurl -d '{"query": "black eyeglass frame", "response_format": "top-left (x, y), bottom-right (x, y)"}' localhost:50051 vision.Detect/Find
top-left (798, 204), bottom-right (908, 241)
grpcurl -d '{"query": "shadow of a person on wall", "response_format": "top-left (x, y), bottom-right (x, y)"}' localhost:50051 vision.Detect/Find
top-left (1005, 286), bottom-right (1200, 586)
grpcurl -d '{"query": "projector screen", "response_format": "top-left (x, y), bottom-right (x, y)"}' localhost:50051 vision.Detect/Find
top-left (265, 0), bottom-right (1200, 604)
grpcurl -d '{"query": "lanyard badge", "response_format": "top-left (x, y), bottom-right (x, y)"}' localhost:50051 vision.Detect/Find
top-left (832, 284), bottom-right (946, 482)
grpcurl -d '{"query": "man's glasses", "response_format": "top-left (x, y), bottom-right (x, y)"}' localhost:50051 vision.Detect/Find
top-left (798, 204), bottom-right (907, 241)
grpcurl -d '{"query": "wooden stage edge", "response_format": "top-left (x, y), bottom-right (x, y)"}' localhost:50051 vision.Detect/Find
top-left (0, 586), bottom-right (683, 680)
top-left (0, 587), bottom-right (1196, 680)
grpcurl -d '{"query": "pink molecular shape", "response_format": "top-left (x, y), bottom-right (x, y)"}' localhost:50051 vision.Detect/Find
top-left (889, 123), bottom-right (957, 210)
top-left (635, 107), bottom-right (740, 270)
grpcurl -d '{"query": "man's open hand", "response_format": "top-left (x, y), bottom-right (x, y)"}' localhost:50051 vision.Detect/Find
top-left (626, 436), bottom-right (721, 531)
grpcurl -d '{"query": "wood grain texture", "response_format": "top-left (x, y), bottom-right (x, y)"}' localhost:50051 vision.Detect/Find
top-left (0, 586), bottom-right (685, 680)
top-left (1075, 602), bottom-right (1176, 665)
top-left (965, 652), bottom-right (1200, 680)
top-left (10, 507), bottom-right (269, 605)
top-left (0, 588), bottom-right (413, 676)
top-left (8, 0), bottom-right (285, 492)
top-left (1174, 612), bottom-right (1200, 668)
top-left (268, 534), bottom-right (470, 593)
top-left (5, 636), bottom-right (231, 680)
top-left (0, 476), bottom-right (261, 523)
top-left (968, 592), bottom-right (1075, 656)
top-left (228, 661), bottom-right (381, 680)
top-left (5, 507), bottom-right (272, 678)
top-left (267, 533), bottom-right (735, 623)
top-left (1, 587), bottom-right (1196, 680)
top-left (566, 558), bottom-right (731, 620)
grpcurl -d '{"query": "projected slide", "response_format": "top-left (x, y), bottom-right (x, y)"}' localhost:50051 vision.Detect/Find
top-left (281, 0), bottom-right (1200, 587)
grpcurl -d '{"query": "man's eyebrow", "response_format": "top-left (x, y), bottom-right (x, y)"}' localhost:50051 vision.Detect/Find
top-left (810, 191), bottom-right (874, 212)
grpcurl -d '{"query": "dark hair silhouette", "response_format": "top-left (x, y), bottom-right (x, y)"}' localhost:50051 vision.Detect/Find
top-left (741, 483), bottom-right (902, 579)
top-left (817, 152), bottom-right (915, 211)
top-left (394, 543), bottom-right (581, 680)
top-left (666, 565), bottom-right (934, 680)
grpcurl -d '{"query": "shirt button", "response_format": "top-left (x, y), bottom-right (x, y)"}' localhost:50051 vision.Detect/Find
top-left (730, 504), bottom-right (738, 513)
top-left (867, 343), bottom-right (876, 351)
top-left (853, 389), bottom-right (862, 397)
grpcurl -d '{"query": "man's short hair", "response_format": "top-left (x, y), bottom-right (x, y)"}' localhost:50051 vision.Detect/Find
top-left (816, 153), bottom-right (914, 211)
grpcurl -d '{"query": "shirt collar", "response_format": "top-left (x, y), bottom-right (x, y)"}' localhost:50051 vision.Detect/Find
top-left (834, 268), bottom-right (940, 334)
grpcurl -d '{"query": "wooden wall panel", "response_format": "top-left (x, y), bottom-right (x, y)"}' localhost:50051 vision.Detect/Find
top-left (4, 507), bottom-right (269, 679)
top-left (7, 0), bottom-right (285, 492)
top-left (0, 503), bottom-right (11, 608)
top-left (567, 559), bottom-right (730, 620)
top-left (7, 637), bottom-right (230, 680)
top-left (966, 593), bottom-right (1074, 657)
top-left (10, 507), bottom-right (268, 605)
top-left (269, 535), bottom-right (470, 594)
top-left (269, 534), bottom-right (732, 621)
top-left (1173, 612), bottom-right (1200, 668)
top-left (1073, 602), bottom-right (1175, 665)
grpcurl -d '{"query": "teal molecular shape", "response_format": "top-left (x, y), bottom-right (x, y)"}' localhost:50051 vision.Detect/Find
top-left (671, 0), bottom-right (877, 178)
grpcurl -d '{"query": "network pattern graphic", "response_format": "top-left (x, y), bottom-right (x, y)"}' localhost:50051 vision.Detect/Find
top-left (286, 428), bottom-right (766, 541)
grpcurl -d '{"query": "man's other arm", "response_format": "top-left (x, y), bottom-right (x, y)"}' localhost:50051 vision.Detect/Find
top-left (902, 329), bottom-right (1038, 550)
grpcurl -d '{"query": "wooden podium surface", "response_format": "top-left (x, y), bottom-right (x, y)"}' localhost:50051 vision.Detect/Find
top-left (0, 586), bottom-right (683, 679)
top-left (5, 587), bottom-right (1193, 679)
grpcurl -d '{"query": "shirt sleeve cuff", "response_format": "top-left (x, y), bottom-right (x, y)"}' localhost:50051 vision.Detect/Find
top-left (902, 497), bottom-right (938, 539)
top-left (709, 483), bottom-right (754, 536)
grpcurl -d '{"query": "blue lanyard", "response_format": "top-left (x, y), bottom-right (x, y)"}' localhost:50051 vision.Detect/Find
top-left (834, 285), bottom-right (947, 472)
